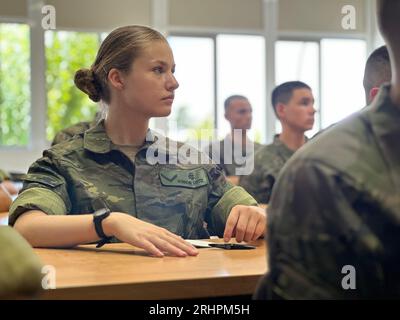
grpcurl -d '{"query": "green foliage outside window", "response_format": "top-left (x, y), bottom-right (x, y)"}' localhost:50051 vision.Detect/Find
top-left (0, 24), bottom-right (30, 146)
top-left (45, 31), bottom-right (100, 141)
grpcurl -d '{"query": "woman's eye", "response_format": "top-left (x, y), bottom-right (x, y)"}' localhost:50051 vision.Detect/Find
top-left (153, 67), bottom-right (163, 74)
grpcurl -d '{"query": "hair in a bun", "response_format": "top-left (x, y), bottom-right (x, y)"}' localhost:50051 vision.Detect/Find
top-left (74, 68), bottom-right (102, 102)
top-left (74, 25), bottom-right (167, 104)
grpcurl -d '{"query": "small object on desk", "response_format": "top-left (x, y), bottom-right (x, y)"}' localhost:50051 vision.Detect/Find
top-left (185, 239), bottom-right (256, 250)
top-left (209, 243), bottom-right (256, 250)
top-left (186, 240), bottom-right (212, 248)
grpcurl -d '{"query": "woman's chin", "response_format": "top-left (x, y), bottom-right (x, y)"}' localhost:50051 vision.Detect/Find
top-left (153, 106), bottom-right (172, 117)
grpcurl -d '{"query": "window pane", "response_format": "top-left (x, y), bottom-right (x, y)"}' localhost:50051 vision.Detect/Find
top-left (167, 36), bottom-right (214, 142)
top-left (217, 35), bottom-right (266, 143)
top-left (275, 41), bottom-right (320, 136)
top-left (45, 31), bottom-right (100, 141)
top-left (0, 23), bottom-right (30, 146)
top-left (321, 39), bottom-right (366, 128)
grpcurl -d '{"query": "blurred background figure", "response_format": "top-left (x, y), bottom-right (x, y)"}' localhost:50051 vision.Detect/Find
top-left (363, 45), bottom-right (392, 104)
top-left (206, 95), bottom-right (263, 185)
top-left (240, 81), bottom-right (315, 204)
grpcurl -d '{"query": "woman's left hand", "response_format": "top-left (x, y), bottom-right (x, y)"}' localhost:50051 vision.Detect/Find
top-left (223, 205), bottom-right (267, 243)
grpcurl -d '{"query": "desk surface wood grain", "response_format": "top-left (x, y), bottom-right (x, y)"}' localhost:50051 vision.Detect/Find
top-left (34, 239), bottom-right (267, 300)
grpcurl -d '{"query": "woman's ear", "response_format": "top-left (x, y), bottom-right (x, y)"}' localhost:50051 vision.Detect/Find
top-left (108, 68), bottom-right (125, 91)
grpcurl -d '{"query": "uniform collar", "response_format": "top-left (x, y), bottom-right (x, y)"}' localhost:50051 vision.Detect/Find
top-left (272, 134), bottom-right (294, 158)
top-left (367, 84), bottom-right (400, 185)
top-left (83, 120), bottom-right (157, 154)
top-left (368, 84), bottom-right (400, 139)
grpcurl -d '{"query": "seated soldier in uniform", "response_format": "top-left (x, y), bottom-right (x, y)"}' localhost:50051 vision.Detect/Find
top-left (255, 0), bottom-right (400, 299)
top-left (10, 25), bottom-right (266, 258)
top-left (206, 95), bottom-right (263, 185)
top-left (240, 81), bottom-right (315, 204)
top-left (363, 45), bottom-right (392, 104)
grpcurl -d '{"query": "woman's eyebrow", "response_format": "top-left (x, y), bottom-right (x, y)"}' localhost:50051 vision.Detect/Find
top-left (151, 60), bottom-right (168, 66)
top-left (151, 60), bottom-right (176, 69)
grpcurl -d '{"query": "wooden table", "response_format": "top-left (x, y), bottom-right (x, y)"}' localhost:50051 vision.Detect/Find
top-left (35, 239), bottom-right (267, 300)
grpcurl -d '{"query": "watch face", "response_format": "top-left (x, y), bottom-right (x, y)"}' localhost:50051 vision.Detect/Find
top-left (94, 208), bottom-right (109, 217)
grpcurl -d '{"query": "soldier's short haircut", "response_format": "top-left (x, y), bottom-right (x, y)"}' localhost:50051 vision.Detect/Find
top-left (363, 46), bottom-right (391, 101)
top-left (271, 81), bottom-right (311, 116)
top-left (224, 95), bottom-right (248, 112)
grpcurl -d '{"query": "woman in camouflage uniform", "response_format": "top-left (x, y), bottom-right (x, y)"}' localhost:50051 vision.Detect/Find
top-left (10, 26), bottom-right (266, 257)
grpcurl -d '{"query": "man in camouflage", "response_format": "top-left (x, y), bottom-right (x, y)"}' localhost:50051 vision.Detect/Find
top-left (240, 81), bottom-right (315, 204)
top-left (255, 0), bottom-right (400, 299)
top-left (206, 95), bottom-right (263, 181)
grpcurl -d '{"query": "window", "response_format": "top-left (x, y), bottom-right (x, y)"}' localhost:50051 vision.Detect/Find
top-left (0, 23), bottom-right (30, 146)
top-left (167, 36), bottom-right (215, 143)
top-left (168, 34), bottom-right (266, 145)
top-left (275, 41), bottom-right (320, 136)
top-left (275, 39), bottom-right (366, 136)
top-left (217, 34), bottom-right (266, 143)
top-left (45, 31), bottom-right (101, 141)
top-left (321, 39), bottom-right (366, 128)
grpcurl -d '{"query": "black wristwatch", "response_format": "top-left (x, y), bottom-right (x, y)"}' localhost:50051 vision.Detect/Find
top-left (93, 208), bottom-right (112, 248)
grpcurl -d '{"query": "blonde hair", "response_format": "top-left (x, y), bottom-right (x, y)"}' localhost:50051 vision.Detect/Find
top-left (74, 25), bottom-right (166, 103)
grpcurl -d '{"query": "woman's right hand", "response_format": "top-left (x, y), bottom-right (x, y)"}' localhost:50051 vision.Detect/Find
top-left (103, 212), bottom-right (199, 258)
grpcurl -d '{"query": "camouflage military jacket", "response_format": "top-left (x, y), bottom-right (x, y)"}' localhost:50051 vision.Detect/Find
top-left (10, 121), bottom-right (257, 239)
top-left (239, 135), bottom-right (294, 203)
top-left (207, 135), bottom-right (263, 176)
top-left (264, 84), bottom-right (400, 299)
top-left (51, 121), bottom-right (94, 146)
top-left (0, 226), bottom-right (43, 298)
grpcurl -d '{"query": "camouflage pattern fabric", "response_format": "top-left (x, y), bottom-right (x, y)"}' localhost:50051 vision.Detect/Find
top-left (260, 84), bottom-right (400, 299)
top-left (0, 226), bottom-right (43, 298)
top-left (51, 121), bottom-right (94, 146)
top-left (206, 136), bottom-right (263, 176)
top-left (51, 111), bottom-right (102, 146)
top-left (9, 120), bottom-right (258, 239)
top-left (239, 135), bottom-right (295, 204)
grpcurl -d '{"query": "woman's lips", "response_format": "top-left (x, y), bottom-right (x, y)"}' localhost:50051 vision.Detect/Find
top-left (162, 96), bottom-right (174, 104)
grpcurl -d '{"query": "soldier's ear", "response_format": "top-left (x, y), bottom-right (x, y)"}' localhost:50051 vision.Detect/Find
top-left (276, 103), bottom-right (286, 119)
top-left (108, 68), bottom-right (125, 91)
top-left (369, 87), bottom-right (380, 103)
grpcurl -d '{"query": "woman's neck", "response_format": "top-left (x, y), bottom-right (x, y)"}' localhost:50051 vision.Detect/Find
top-left (104, 104), bottom-right (149, 147)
